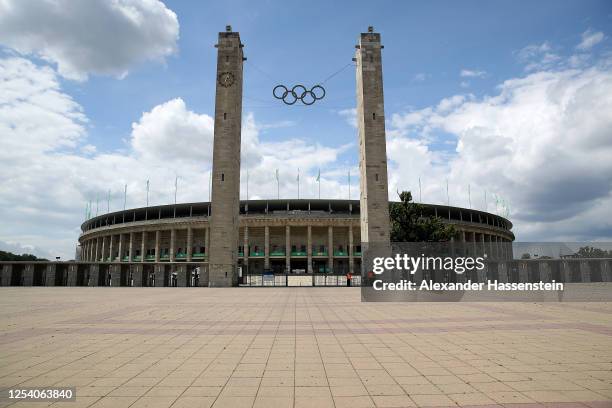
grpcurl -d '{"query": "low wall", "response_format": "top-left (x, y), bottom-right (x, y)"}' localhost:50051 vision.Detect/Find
top-left (1, 259), bottom-right (610, 287)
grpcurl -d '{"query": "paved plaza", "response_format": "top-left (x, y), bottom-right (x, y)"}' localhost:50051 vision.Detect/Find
top-left (1, 288), bottom-right (611, 408)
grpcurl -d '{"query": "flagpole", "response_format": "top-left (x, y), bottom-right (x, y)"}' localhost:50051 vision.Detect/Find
top-left (348, 170), bottom-right (351, 200)
top-left (419, 176), bottom-right (422, 202)
top-left (96, 194), bottom-right (99, 216)
top-left (107, 189), bottom-right (110, 213)
top-left (484, 190), bottom-right (487, 211)
top-left (317, 169), bottom-right (321, 199)
top-left (208, 170), bottom-right (212, 202)
top-left (246, 169), bottom-right (249, 201)
top-left (297, 168), bottom-right (300, 199)
top-left (468, 184), bottom-right (471, 209)
top-left (146, 180), bottom-right (149, 207)
top-left (174, 176), bottom-right (178, 206)
top-left (446, 179), bottom-right (449, 206)
top-left (123, 184), bottom-right (127, 211)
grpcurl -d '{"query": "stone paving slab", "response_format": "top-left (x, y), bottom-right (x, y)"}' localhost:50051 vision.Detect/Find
top-left (0, 288), bottom-right (611, 408)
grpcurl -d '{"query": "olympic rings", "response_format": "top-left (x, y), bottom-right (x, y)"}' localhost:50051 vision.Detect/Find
top-left (273, 84), bottom-right (326, 105)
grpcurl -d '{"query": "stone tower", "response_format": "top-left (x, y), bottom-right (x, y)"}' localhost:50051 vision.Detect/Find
top-left (355, 27), bottom-right (391, 261)
top-left (208, 26), bottom-right (244, 287)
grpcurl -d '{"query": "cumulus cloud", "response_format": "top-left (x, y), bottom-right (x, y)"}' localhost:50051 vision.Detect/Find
top-left (0, 0), bottom-right (179, 80)
top-left (388, 60), bottom-right (612, 241)
top-left (460, 69), bottom-right (486, 78)
top-left (0, 56), bottom-right (351, 258)
top-left (577, 29), bottom-right (605, 51)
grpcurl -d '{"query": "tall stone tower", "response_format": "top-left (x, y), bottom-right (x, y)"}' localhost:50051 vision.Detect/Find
top-left (208, 26), bottom-right (244, 287)
top-left (355, 27), bottom-right (391, 261)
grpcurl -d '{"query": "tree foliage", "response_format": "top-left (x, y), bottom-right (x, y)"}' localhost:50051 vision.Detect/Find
top-left (576, 246), bottom-right (612, 258)
top-left (390, 191), bottom-right (458, 242)
top-left (0, 250), bottom-right (47, 262)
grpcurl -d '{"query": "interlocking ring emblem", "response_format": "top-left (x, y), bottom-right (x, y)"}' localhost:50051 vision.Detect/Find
top-left (273, 84), bottom-right (326, 105)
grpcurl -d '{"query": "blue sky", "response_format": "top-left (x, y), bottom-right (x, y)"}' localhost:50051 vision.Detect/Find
top-left (1, 0), bottom-right (612, 258)
top-left (67, 0), bottom-right (610, 158)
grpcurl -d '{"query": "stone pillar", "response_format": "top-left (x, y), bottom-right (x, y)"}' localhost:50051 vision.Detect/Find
top-left (243, 226), bottom-right (249, 273)
top-left (94, 237), bottom-right (100, 262)
top-left (285, 225), bottom-right (290, 273)
top-left (88, 264), bottom-right (98, 286)
top-left (141, 231), bottom-right (146, 263)
top-left (208, 26), bottom-right (244, 287)
top-left (128, 232), bottom-right (134, 262)
top-left (579, 261), bottom-right (591, 282)
top-left (45, 264), bottom-right (56, 286)
top-left (154, 264), bottom-right (165, 287)
top-left (176, 264), bottom-right (187, 287)
top-left (264, 225), bottom-right (270, 270)
top-left (355, 27), bottom-right (391, 266)
top-left (1, 265), bottom-right (11, 286)
top-left (539, 261), bottom-right (552, 282)
top-left (110, 264), bottom-right (121, 286)
top-left (187, 227), bottom-right (193, 262)
top-left (480, 233), bottom-right (485, 257)
top-left (349, 225), bottom-right (354, 275)
top-left (154, 230), bottom-right (160, 262)
top-left (497, 262), bottom-right (508, 283)
top-left (108, 235), bottom-right (114, 262)
top-left (328, 225), bottom-right (333, 273)
top-left (132, 264), bottom-right (143, 287)
top-left (118, 234), bottom-right (123, 262)
top-left (101, 236), bottom-right (107, 262)
top-left (307, 225), bottom-right (313, 274)
top-left (488, 235), bottom-right (493, 260)
top-left (560, 261), bottom-right (572, 282)
top-left (205, 227), bottom-right (209, 257)
top-left (518, 261), bottom-right (529, 282)
top-left (170, 229), bottom-right (176, 262)
top-left (67, 265), bottom-right (77, 286)
top-left (601, 260), bottom-right (611, 282)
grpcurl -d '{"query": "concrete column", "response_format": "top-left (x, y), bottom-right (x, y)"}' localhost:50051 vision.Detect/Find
top-left (170, 229), bottom-right (176, 262)
top-left (264, 225), bottom-right (270, 270)
top-left (45, 264), bottom-right (56, 286)
top-left (118, 234), bottom-right (123, 262)
top-left (285, 225), bottom-right (290, 273)
top-left (141, 231), bottom-right (146, 263)
top-left (539, 262), bottom-right (552, 282)
top-left (560, 261), bottom-right (572, 282)
top-left (328, 225), bottom-right (333, 273)
top-left (1, 265), bottom-right (11, 286)
top-left (128, 232), bottom-right (134, 262)
top-left (154, 230), bottom-right (160, 262)
top-left (187, 227), bottom-right (193, 262)
top-left (471, 232), bottom-right (477, 256)
top-left (176, 264), bottom-right (187, 287)
top-left (108, 235), bottom-right (114, 262)
top-left (497, 262), bottom-right (508, 283)
top-left (243, 226), bottom-right (249, 273)
top-left (89, 240), bottom-right (94, 261)
top-left (349, 225), bottom-right (354, 275)
top-left (307, 225), bottom-right (313, 274)
top-left (480, 233), bottom-right (485, 257)
top-left (601, 260), bottom-right (611, 282)
top-left (518, 261), bottom-right (529, 282)
top-left (154, 264), bottom-right (164, 286)
top-left (208, 27), bottom-right (244, 287)
top-left (132, 264), bottom-right (143, 287)
top-left (355, 27), bottom-right (391, 256)
top-left (204, 227), bottom-right (209, 258)
top-left (67, 265), bottom-right (77, 286)
top-left (579, 261), bottom-right (591, 282)
top-left (488, 234), bottom-right (493, 260)
top-left (101, 236), bottom-right (106, 262)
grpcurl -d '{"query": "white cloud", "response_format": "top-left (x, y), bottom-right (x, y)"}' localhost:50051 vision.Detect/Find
top-left (338, 108), bottom-right (357, 128)
top-left (577, 29), bottom-right (605, 51)
top-left (517, 42), bottom-right (562, 72)
top-left (413, 73), bottom-right (427, 82)
top-left (388, 60), bottom-right (612, 241)
top-left (0, 56), bottom-right (351, 258)
top-left (460, 69), bottom-right (486, 78)
top-left (0, 0), bottom-right (179, 80)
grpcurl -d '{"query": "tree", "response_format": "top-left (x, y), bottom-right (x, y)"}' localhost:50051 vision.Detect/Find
top-left (576, 246), bottom-right (611, 258)
top-left (0, 250), bottom-right (47, 262)
top-left (521, 253), bottom-right (531, 259)
top-left (390, 191), bottom-right (458, 242)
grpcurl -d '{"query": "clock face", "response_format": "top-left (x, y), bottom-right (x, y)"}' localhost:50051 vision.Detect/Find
top-left (218, 72), bottom-right (234, 87)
